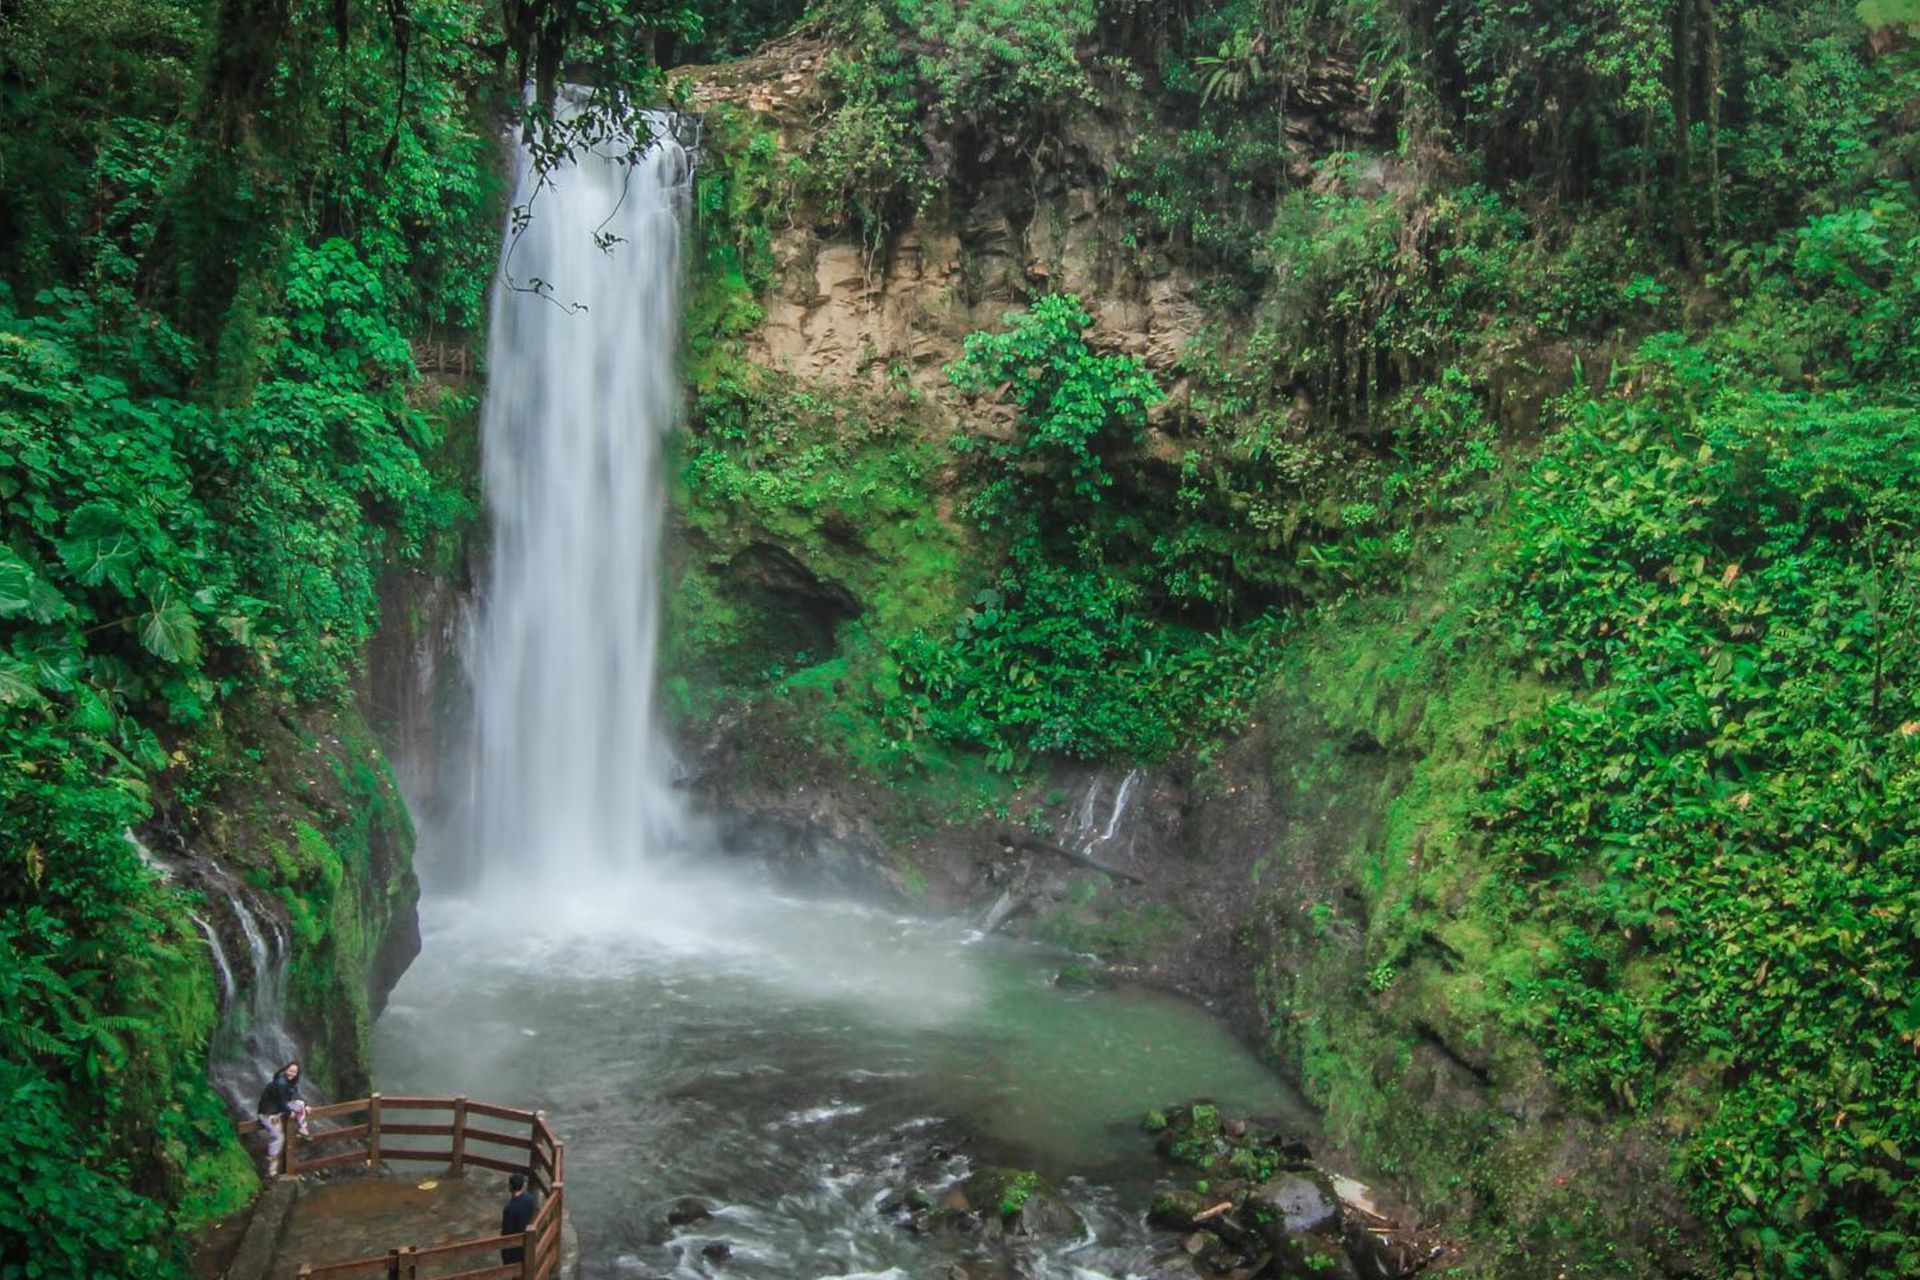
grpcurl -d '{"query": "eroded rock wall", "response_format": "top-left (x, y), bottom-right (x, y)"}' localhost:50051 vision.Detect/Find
top-left (683, 37), bottom-right (1206, 405)
top-left (154, 696), bottom-right (421, 1100)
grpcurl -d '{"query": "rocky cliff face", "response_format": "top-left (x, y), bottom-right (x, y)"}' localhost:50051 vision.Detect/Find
top-left (152, 695), bottom-right (421, 1102)
top-left (683, 35), bottom-right (1212, 402)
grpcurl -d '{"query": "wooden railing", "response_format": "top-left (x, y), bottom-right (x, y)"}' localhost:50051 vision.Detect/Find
top-left (238, 1095), bottom-right (567, 1280)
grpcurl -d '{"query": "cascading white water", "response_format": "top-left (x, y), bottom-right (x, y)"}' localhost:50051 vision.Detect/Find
top-left (471, 112), bottom-right (691, 892)
top-left (191, 913), bottom-right (237, 1011)
top-left (206, 872), bottom-right (305, 1110)
top-left (1068, 768), bottom-right (1144, 855)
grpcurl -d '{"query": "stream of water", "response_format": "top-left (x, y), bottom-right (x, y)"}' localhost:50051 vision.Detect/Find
top-left (372, 107), bottom-right (1314, 1280)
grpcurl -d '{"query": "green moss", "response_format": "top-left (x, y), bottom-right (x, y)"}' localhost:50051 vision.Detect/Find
top-left (1029, 892), bottom-right (1184, 958)
top-left (665, 365), bottom-right (974, 779)
top-left (142, 904), bottom-right (260, 1228)
top-left (998, 1169), bottom-right (1040, 1219)
top-left (165, 1081), bottom-right (259, 1228)
top-left (682, 106), bottom-right (794, 393)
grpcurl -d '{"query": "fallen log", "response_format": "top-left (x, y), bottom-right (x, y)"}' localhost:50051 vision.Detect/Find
top-left (997, 828), bottom-right (1147, 884)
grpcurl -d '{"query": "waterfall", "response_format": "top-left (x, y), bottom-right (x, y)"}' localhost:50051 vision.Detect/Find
top-left (470, 109), bottom-right (691, 894)
top-left (1067, 768), bottom-right (1145, 857)
top-left (128, 833), bottom-right (298, 1109)
top-left (205, 870), bottom-right (304, 1112)
top-left (191, 913), bottom-right (237, 1011)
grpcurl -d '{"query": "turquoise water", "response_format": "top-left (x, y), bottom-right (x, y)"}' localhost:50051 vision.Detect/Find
top-left (374, 878), bottom-right (1311, 1279)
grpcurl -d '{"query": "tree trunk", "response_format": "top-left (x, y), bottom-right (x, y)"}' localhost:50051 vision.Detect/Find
top-left (1700, 0), bottom-right (1723, 247)
top-left (1671, 0), bottom-right (1696, 265)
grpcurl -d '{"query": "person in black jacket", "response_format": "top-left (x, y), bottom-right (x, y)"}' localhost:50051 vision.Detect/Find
top-left (255, 1061), bottom-right (301, 1177)
top-left (500, 1172), bottom-right (538, 1265)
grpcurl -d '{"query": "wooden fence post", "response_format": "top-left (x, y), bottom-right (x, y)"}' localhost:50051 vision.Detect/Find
top-left (284, 1114), bottom-right (299, 1177)
top-left (367, 1093), bottom-right (383, 1170)
top-left (386, 1246), bottom-right (402, 1280)
top-left (519, 1228), bottom-right (536, 1280)
top-left (546, 1180), bottom-right (565, 1277)
top-left (450, 1095), bottom-right (468, 1175)
top-left (534, 1110), bottom-right (548, 1190)
top-left (402, 1245), bottom-right (418, 1279)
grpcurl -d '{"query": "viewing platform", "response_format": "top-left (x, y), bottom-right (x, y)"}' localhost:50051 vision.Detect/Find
top-left (223, 1095), bottom-right (575, 1280)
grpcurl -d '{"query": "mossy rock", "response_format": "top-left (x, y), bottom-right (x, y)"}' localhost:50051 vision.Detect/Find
top-left (961, 1166), bottom-right (1085, 1240)
top-left (1054, 961), bottom-right (1111, 990)
top-left (1149, 1188), bottom-right (1210, 1230)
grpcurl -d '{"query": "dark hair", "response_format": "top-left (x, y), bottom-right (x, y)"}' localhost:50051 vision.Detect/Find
top-left (509, 1173), bottom-right (526, 1192)
top-left (281, 1061), bottom-right (300, 1074)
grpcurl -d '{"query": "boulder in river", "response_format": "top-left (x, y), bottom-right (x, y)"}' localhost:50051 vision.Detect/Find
top-left (666, 1197), bottom-right (713, 1227)
top-left (1054, 961), bottom-right (1112, 990)
top-left (1149, 1188), bottom-right (1213, 1230)
top-left (1245, 1172), bottom-right (1339, 1236)
top-left (959, 1166), bottom-right (1086, 1240)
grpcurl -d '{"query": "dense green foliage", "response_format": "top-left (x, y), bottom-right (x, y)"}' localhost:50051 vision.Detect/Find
top-left (0, 0), bottom-right (513, 1270)
top-left (1475, 201), bottom-right (1920, 1275)
top-left (670, 1), bottom-right (1920, 1275)
top-left (887, 296), bottom-right (1279, 767)
top-left (800, 0), bottom-right (1104, 252)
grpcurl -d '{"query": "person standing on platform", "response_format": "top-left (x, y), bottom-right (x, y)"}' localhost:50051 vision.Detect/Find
top-left (501, 1171), bottom-right (538, 1265)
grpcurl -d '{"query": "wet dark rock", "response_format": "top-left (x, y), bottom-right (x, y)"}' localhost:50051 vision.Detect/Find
top-left (908, 1206), bottom-right (981, 1238)
top-left (1271, 1234), bottom-right (1364, 1280)
top-left (876, 1186), bottom-right (934, 1220)
top-left (700, 1241), bottom-right (732, 1261)
top-left (1149, 1189), bottom-right (1211, 1230)
top-left (946, 1260), bottom-right (1012, 1280)
top-left (959, 1167), bottom-right (1086, 1240)
top-left (1138, 1252), bottom-right (1204, 1280)
top-left (1343, 1221), bottom-right (1427, 1280)
top-left (1245, 1172), bottom-right (1339, 1235)
top-left (1144, 1102), bottom-right (1446, 1278)
top-left (1182, 1229), bottom-right (1236, 1273)
top-left (666, 1197), bottom-right (713, 1227)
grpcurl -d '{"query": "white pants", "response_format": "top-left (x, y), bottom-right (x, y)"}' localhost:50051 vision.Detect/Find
top-left (260, 1103), bottom-right (309, 1174)
top-left (260, 1114), bottom-right (285, 1173)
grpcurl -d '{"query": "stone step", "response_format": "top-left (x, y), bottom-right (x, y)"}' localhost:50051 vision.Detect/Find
top-left (222, 1179), bottom-right (300, 1280)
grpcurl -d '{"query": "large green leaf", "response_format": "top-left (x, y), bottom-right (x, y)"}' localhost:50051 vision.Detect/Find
top-left (0, 654), bottom-right (40, 705)
top-left (55, 501), bottom-right (140, 596)
top-left (139, 594), bottom-right (200, 665)
top-left (0, 547), bottom-right (70, 622)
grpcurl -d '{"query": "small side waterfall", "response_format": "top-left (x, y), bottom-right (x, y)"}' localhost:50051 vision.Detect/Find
top-left (190, 912), bottom-right (237, 1010)
top-left (133, 830), bottom-right (305, 1113)
top-left (471, 112), bottom-right (691, 893)
top-left (203, 867), bottom-right (304, 1112)
top-left (1067, 768), bottom-right (1146, 862)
